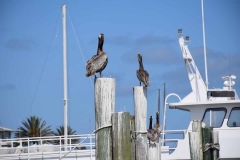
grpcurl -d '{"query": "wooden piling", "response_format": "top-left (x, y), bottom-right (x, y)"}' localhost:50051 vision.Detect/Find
top-left (130, 116), bottom-right (136, 160)
top-left (148, 112), bottom-right (161, 160)
top-left (133, 86), bottom-right (147, 160)
top-left (112, 112), bottom-right (131, 160)
top-left (148, 143), bottom-right (160, 160)
top-left (192, 120), bottom-right (203, 135)
top-left (211, 131), bottom-right (219, 160)
top-left (95, 78), bottom-right (115, 160)
top-left (189, 120), bottom-right (203, 160)
top-left (202, 127), bottom-right (212, 160)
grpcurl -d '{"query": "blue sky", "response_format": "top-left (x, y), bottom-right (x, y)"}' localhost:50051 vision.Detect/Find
top-left (0, 0), bottom-right (240, 135)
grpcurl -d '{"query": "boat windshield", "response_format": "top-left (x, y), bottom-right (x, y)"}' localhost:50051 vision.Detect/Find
top-left (228, 107), bottom-right (240, 127)
top-left (202, 108), bottom-right (226, 128)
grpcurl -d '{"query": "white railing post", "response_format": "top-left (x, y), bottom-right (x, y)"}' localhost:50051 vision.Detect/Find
top-left (69, 136), bottom-right (71, 150)
top-left (162, 93), bottom-right (181, 146)
top-left (27, 138), bottom-right (30, 160)
top-left (90, 133), bottom-right (92, 160)
top-left (60, 136), bottom-right (62, 159)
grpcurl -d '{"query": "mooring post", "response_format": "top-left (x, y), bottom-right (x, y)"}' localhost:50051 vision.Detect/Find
top-left (112, 112), bottom-right (131, 160)
top-left (95, 78), bottom-right (115, 160)
top-left (202, 127), bottom-right (212, 160)
top-left (211, 131), bottom-right (219, 160)
top-left (189, 120), bottom-right (203, 160)
top-left (148, 143), bottom-right (160, 160)
top-left (130, 115), bottom-right (136, 160)
top-left (148, 113), bottom-right (161, 160)
top-left (133, 86), bottom-right (147, 160)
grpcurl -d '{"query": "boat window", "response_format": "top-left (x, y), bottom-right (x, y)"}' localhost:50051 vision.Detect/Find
top-left (202, 108), bottom-right (226, 128)
top-left (207, 91), bottom-right (235, 98)
top-left (228, 107), bottom-right (240, 127)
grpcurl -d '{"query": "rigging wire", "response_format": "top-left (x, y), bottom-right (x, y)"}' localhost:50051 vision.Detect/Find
top-left (27, 13), bottom-right (61, 116)
top-left (55, 15), bottom-right (60, 38)
top-left (67, 9), bottom-right (94, 89)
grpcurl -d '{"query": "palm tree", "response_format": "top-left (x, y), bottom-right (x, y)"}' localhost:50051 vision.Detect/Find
top-left (53, 126), bottom-right (79, 144)
top-left (15, 116), bottom-right (52, 138)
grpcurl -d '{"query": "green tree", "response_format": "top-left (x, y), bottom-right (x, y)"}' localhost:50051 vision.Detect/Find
top-left (15, 116), bottom-right (52, 138)
top-left (53, 126), bottom-right (79, 144)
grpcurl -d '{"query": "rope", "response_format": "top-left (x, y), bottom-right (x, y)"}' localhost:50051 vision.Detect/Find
top-left (60, 124), bottom-right (112, 159)
top-left (134, 131), bottom-right (147, 134)
top-left (134, 130), bottom-right (148, 140)
top-left (203, 143), bottom-right (220, 152)
top-left (94, 124), bottom-right (112, 133)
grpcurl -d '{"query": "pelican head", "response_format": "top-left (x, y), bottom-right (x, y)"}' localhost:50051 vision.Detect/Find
top-left (99, 33), bottom-right (104, 39)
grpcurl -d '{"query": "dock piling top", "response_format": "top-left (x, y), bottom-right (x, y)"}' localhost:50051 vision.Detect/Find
top-left (95, 78), bottom-right (115, 160)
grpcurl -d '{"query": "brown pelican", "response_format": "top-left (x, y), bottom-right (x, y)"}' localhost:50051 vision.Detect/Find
top-left (154, 111), bottom-right (162, 136)
top-left (136, 54), bottom-right (150, 87)
top-left (147, 116), bottom-right (158, 144)
top-left (86, 33), bottom-right (108, 78)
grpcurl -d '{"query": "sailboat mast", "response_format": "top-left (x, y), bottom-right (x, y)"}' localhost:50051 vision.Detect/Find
top-left (201, 0), bottom-right (209, 90)
top-left (62, 4), bottom-right (68, 149)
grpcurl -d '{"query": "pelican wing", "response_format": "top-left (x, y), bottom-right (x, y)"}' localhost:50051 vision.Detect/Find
top-left (136, 69), bottom-right (150, 87)
top-left (86, 53), bottom-right (108, 77)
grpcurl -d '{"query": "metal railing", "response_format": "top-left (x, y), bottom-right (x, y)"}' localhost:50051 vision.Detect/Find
top-left (160, 129), bottom-right (190, 153)
top-left (0, 134), bottom-right (96, 160)
top-left (0, 130), bottom-right (191, 159)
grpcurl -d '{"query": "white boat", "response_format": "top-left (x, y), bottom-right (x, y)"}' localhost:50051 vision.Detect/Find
top-left (1, 2), bottom-right (240, 160)
top-left (160, 29), bottom-right (240, 160)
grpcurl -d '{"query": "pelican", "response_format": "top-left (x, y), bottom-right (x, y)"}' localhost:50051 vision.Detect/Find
top-left (147, 116), bottom-right (158, 144)
top-left (136, 54), bottom-right (150, 87)
top-left (154, 111), bottom-right (162, 136)
top-left (86, 33), bottom-right (108, 78)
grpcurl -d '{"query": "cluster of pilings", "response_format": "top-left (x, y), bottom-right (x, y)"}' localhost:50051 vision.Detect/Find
top-left (94, 78), bottom-right (161, 160)
top-left (189, 121), bottom-right (219, 160)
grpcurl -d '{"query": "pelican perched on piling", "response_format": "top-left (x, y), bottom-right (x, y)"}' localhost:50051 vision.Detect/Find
top-left (147, 116), bottom-right (158, 144)
top-left (136, 54), bottom-right (150, 87)
top-left (86, 33), bottom-right (108, 78)
top-left (154, 111), bottom-right (162, 136)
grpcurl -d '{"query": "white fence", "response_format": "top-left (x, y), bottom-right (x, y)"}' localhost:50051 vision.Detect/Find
top-left (0, 134), bottom-right (95, 160)
top-left (0, 130), bottom-right (188, 159)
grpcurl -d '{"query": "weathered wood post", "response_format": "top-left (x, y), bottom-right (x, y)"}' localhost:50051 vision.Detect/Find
top-left (130, 116), bottom-right (136, 160)
top-left (112, 112), bottom-right (131, 160)
top-left (189, 120), bottom-right (203, 160)
top-left (211, 131), bottom-right (219, 160)
top-left (148, 143), bottom-right (160, 160)
top-left (202, 127), bottom-right (213, 160)
top-left (148, 112), bottom-right (161, 160)
top-left (158, 134), bottom-right (161, 160)
top-left (95, 78), bottom-right (115, 160)
top-left (133, 86), bottom-right (147, 160)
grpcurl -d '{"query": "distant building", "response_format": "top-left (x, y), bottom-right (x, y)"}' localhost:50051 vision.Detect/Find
top-left (0, 126), bottom-right (15, 139)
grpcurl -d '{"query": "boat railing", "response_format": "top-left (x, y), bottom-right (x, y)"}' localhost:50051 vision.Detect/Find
top-left (160, 129), bottom-right (190, 153)
top-left (0, 133), bottom-right (96, 159)
top-left (1, 130), bottom-right (192, 158)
